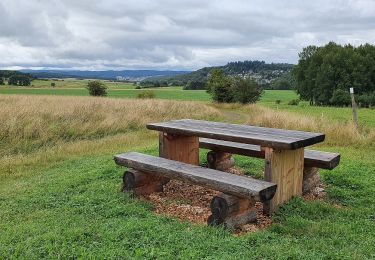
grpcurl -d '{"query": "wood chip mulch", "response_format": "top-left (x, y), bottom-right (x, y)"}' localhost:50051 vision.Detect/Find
top-left (138, 167), bottom-right (326, 236)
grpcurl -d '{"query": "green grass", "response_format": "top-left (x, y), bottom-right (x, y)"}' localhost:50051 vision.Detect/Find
top-left (0, 87), bottom-right (211, 101)
top-left (1, 144), bottom-right (374, 259)
top-left (29, 79), bottom-right (136, 89)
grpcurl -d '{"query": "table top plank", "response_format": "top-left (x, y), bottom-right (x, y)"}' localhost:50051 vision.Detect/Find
top-left (147, 119), bottom-right (325, 150)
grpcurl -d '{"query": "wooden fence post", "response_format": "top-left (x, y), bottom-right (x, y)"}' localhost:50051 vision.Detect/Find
top-left (350, 87), bottom-right (358, 128)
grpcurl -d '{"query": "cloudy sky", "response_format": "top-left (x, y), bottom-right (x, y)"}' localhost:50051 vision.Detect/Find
top-left (1, 0), bottom-right (375, 70)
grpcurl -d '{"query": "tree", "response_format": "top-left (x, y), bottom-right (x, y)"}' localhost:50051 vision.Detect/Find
top-left (0, 77), bottom-right (4, 85)
top-left (207, 69), bottom-right (234, 103)
top-left (183, 80), bottom-right (207, 90)
top-left (8, 75), bottom-right (31, 86)
top-left (330, 89), bottom-right (351, 106)
top-left (232, 77), bottom-right (262, 104)
top-left (293, 42), bottom-right (375, 106)
top-left (86, 81), bottom-right (107, 96)
top-left (207, 69), bottom-right (263, 104)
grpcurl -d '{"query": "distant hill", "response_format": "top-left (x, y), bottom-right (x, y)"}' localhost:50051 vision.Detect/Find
top-left (20, 69), bottom-right (191, 81)
top-left (141, 60), bottom-right (294, 89)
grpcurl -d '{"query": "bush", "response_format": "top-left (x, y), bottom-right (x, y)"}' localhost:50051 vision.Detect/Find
top-left (288, 99), bottom-right (300, 105)
top-left (183, 80), bottom-right (207, 90)
top-left (86, 81), bottom-right (107, 96)
top-left (137, 90), bottom-right (155, 99)
top-left (232, 77), bottom-right (262, 104)
top-left (135, 85), bottom-right (141, 89)
top-left (275, 99), bottom-right (281, 104)
top-left (207, 69), bottom-right (234, 103)
top-left (51, 82), bottom-right (56, 87)
top-left (207, 69), bottom-right (263, 104)
top-left (330, 89), bottom-right (351, 107)
top-left (358, 92), bottom-right (375, 108)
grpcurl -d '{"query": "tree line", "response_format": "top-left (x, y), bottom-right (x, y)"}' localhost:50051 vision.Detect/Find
top-left (0, 71), bottom-right (33, 86)
top-left (293, 42), bottom-right (375, 107)
top-left (139, 61), bottom-right (293, 90)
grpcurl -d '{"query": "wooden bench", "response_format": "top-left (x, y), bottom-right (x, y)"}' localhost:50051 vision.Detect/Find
top-left (114, 152), bottom-right (277, 228)
top-left (200, 138), bottom-right (340, 193)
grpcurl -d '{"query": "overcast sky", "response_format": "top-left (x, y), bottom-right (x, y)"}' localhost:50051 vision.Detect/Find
top-left (1, 0), bottom-right (375, 70)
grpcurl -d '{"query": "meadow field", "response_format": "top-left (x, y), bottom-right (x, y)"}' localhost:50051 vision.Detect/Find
top-left (1, 82), bottom-right (375, 258)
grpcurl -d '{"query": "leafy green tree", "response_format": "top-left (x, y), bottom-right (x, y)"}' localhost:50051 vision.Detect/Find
top-left (293, 42), bottom-right (375, 106)
top-left (207, 69), bottom-right (234, 103)
top-left (183, 80), bottom-right (207, 90)
top-left (8, 75), bottom-right (31, 86)
top-left (330, 89), bottom-right (351, 107)
top-left (232, 77), bottom-right (262, 104)
top-left (86, 81), bottom-right (107, 96)
top-left (0, 77), bottom-right (4, 85)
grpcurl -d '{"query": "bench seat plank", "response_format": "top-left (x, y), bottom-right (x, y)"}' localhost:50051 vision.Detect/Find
top-left (147, 119), bottom-right (325, 150)
top-left (114, 152), bottom-right (277, 202)
top-left (200, 138), bottom-right (340, 170)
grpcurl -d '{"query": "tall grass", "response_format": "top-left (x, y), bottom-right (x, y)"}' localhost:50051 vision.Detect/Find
top-left (0, 95), bottom-right (221, 157)
top-left (241, 104), bottom-right (375, 147)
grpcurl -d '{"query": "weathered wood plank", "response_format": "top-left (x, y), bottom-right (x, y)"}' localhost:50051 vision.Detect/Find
top-left (114, 152), bottom-right (277, 202)
top-left (147, 119), bottom-right (325, 150)
top-left (200, 138), bottom-right (340, 170)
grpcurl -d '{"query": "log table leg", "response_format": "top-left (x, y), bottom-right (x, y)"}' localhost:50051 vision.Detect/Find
top-left (159, 132), bottom-right (199, 165)
top-left (263, 147), bottom-right (304, 214)
top-left (207, 193), bottom-right (257, 229)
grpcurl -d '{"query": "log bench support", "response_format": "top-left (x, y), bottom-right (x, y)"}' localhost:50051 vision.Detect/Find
top-left (302, 167), bottom-right (320, 194)
top-left (208, 193), bottom-right (257, 229)
top-left (206, 151), bottom-right (235, 172)
top-left (122, 169), bottom-right (168, 196)
top-left (114, 152), bottom-right (277, 228)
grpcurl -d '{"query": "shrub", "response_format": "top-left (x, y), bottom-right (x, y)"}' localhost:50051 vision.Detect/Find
top-left (207, 69), bottom-right (263, 104)
top-left (137, 90), bottom-right (155, 99)
top-left (275, 99), bottom-right (281, 104)
top-left (51, 82), bottom-right (56, 87)
top-left (135, 85), bottom-right (141, 89)
top-left (86, 81), bottom-right (107, 96)
top-left (330, 89), bottom-right (351, 107)
top-left (207, 69), bottom-right (235, 103)
top-left (358, 92), bottom-right (375, 108)
top-left (183, 80), bottom-right (207, 90)
top-left (232, 77), bottom-right (262, 104)
top-left (288, 99), bottom-right (300, 105)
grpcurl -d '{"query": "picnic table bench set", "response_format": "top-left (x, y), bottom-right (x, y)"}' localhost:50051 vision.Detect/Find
top-left (114, 119), bottom-right (340, 229)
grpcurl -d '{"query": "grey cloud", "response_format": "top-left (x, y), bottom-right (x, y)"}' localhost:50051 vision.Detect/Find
top-left (1, 0), bottom-right (375, 70)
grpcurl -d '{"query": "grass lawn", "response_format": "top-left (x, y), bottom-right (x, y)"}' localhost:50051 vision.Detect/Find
top-left (0, 87), bottom-right (211, 101)
top-left (0, 94), bottom-right (374, 258)
top-left (1, 144), bottom-right (374, 258)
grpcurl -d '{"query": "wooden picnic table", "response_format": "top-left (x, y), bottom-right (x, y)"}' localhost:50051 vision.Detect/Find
top-left (147, 119), bottom-right (325, 213)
